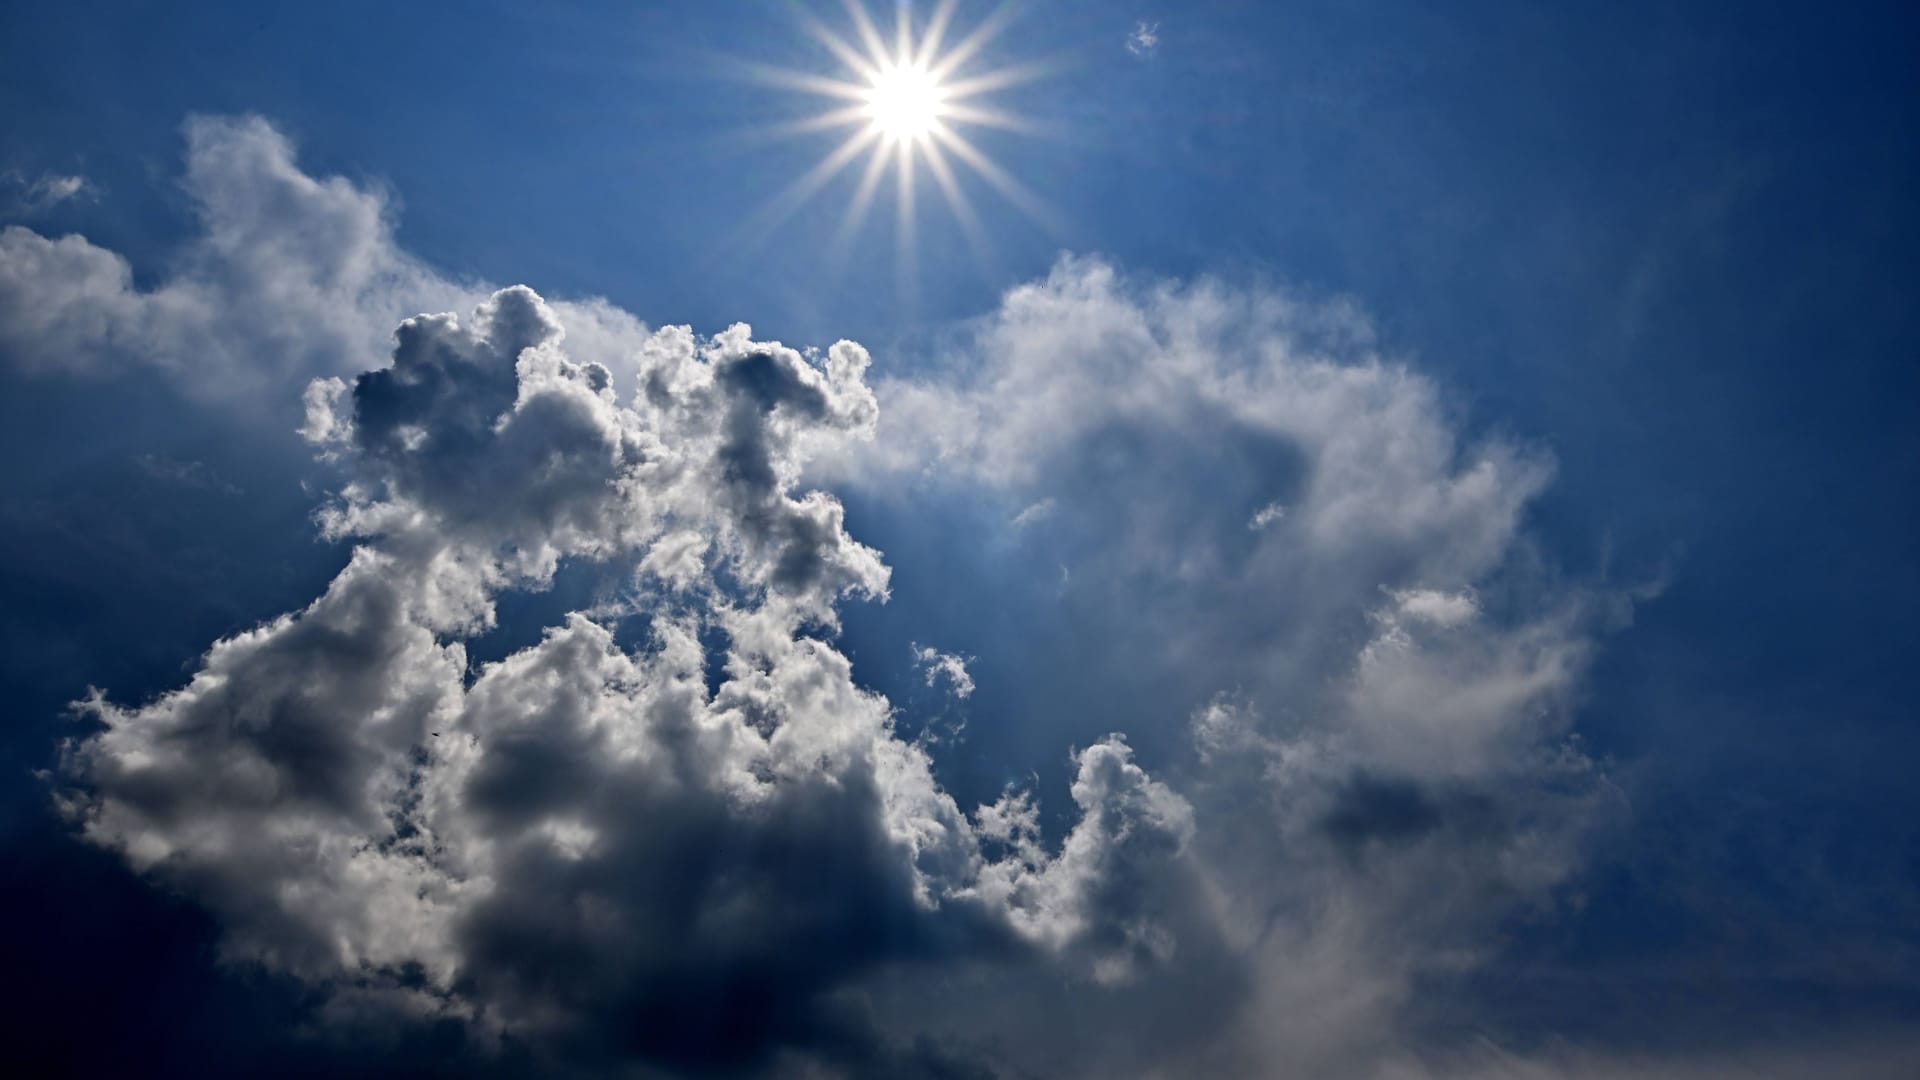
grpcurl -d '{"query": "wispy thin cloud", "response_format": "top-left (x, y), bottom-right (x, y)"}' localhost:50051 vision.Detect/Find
top-left (1127, 20), bottom-right (1161, 58)
top-left (1010, 496), bottom-right (1056, 527)
top-left (3, 169), bottom-right (94, 213)
top-left (132, 453), bottom-right (244, 496)
top-left (1248, 501), bottom-right (1286, 530)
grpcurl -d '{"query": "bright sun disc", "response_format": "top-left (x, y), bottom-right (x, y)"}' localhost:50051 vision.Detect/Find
top-left (864, 63), bottom-right (945, 142)
top-left (742, 0), bottom-right (1056, 269)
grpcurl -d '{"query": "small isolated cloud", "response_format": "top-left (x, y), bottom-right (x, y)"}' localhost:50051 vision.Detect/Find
top-left (1389, 586), bottom-right (1480, 629)
top-left (1248, 501), bottom-right (1286, 530)
top-left (1010, 496), bottom-right (1056, 528)
top-left (912, 643), bottom-right (976, 699)
top-left (131, 453), bottom-right (244, 496)
top-left (2, 169), bottom-right (93, 213)
top-left (1128, 20), bottom-right (1161, 57)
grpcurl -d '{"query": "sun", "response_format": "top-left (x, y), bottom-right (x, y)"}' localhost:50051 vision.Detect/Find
top-left (864, 62), bottom-right (947, 143)
top-left (734, 0), bottom-right (1056, 273)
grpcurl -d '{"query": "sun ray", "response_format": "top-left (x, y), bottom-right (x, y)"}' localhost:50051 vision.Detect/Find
top-left (895, 136), bottom-right (916, 248)
top-left (939, 101), bottom-right (1041, 135)
top-left (895, 137), bottom-right (918, 302)
top-left (792, 3), bottom-right (879, 81)
top-left (915, 0), bottom-right (962, 69)
top-left (739, 102), bottom-right (873, 144)
top-left (840, 0), bottom-right (893, 73)
top-left (827, 137), bottom-right (896, 265)
top-left (734, 1), bottom-right (1060, 280)
top-left (922, 136), bottom-right (995, 269)
top-left (735, 60), bottom-right (868, 102)
top-left (928, 1), bottom-right (1019, 82)
top-left (933, 126), bottom-right (1059, 231)
top-left (940, 59), bottom-right (1056, 103)
top-left (732, 126), bottom-right (882, 247)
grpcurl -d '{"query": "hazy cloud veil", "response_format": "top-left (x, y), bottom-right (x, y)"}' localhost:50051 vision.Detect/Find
top-left (7, 118), bottom-right (1684, 1077)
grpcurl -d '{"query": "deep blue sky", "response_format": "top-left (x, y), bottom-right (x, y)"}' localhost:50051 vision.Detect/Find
top-left (3, 0), bottom-right (1917, 1074)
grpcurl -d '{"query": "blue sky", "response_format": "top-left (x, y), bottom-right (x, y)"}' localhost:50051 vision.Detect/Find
top-left (3, 1), bottom-right (1917, 1076)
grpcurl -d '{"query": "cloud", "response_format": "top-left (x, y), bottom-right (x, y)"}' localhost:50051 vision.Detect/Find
top-left (1127, 21), bottom-right (1161, 58)
top-left (1009, 496), bottom-right (1056, 528)
top-left (1424, 1036), bottom-right (1920, 1080)
top-left (912, 644), bottom-right (975, 699)
top-left (58, 272), bottom-right (1196, 1073)
top-left (131, 453), bottom-right (244, 496)
top-left (2, 169), bottom-right (93, 213)
top-left (25, 117), bottom-right (1671, 1075)
top-left (0, 116), bottom-right (644, 405)
top-left (825, 258), bottom-right (1558, 734)
top-left (812, 256), bottom-right (1629, 1071)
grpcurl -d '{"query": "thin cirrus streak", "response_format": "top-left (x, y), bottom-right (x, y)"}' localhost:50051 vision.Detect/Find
top-left (726, 0), bottom-right (1062, 282)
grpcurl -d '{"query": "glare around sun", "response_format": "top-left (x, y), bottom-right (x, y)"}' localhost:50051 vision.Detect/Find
top-left (864, 62), bottom-right (946, 142)
top-left (738, 0), bottom-right (1055, 266)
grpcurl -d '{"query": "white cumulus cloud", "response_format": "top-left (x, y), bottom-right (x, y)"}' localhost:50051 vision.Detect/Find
top-left (16, 115), bottom-right (1694, 1077)
top-left (0, 116), bottom-right (645, 404)
top-left (58, 273), bottom-right (1194, 1072)
top-left (912, 644), bottom-right (976, 699)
